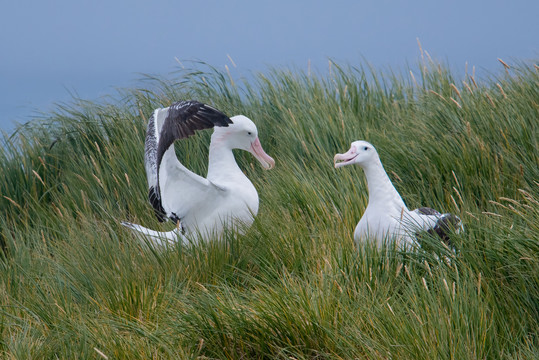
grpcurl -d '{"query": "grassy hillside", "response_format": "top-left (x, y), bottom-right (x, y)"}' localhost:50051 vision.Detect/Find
top-left (1, 58), bottom-right (538, 359)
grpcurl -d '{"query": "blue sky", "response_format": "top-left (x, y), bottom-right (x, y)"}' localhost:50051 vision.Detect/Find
top-left (1, 0), bottom-right (537, 133)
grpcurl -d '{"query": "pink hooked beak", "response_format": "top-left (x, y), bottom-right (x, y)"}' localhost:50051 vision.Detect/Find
top-left (334, 146), bottom-right (357, 168)
top-left (250, 137), bottom-right (275, 170)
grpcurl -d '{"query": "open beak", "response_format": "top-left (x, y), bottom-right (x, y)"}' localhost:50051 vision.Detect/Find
top-left (250, 137), bottom-right (275, 170)
top-left (334, 146), bottom-right (357, 168)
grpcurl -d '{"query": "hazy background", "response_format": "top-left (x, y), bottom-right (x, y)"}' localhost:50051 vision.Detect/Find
top-left (1, 0), bottom-right (537, 133)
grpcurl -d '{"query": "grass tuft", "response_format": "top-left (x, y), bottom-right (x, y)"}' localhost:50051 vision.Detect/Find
top-left (1, 58), bottom-right (538, 358)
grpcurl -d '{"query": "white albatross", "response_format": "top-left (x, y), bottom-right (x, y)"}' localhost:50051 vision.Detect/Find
top-left (122, 100), bottom-right (275, 246)
top-left (334, 140), bottom-right (462, 249)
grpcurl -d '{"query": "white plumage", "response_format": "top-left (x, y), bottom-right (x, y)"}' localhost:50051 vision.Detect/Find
top-left (122, 101), bottom-right (274, 246)
top-left (334, 140), bottom-right (462, 248)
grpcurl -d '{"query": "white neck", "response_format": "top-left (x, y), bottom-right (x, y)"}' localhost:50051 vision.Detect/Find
top-left (362, 157), bottom-right (407, 211)
top-left (207, 135), bottom-right (247, 185)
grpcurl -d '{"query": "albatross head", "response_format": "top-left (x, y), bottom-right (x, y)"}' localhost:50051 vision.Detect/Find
top-left (334, 140), bottom-right (378, 169)
top-left (213, 115), bottom-right (275, 170)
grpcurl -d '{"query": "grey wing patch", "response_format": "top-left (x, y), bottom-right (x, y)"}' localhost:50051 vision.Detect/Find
top-left (144, 112), bottom-right (167, 221)
top-left (145, 111), bottom-right (158, 185)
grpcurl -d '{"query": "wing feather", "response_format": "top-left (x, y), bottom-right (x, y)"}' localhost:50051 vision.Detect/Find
top-left (144, 110), bottom-right (166, 220)
top-left (410, 208), bottom-right (462, 246)
top-left (413, 207), bottom-right (441, 216)
top-left (143, 100), bottom-right (232, 222)
top-left (156, 101), bottom-right (231, 168)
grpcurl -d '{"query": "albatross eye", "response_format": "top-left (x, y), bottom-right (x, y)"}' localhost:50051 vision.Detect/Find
top-left (363, 146), bottom-right (369, 151)
top-left (247, 131), bottom-right (253, 136)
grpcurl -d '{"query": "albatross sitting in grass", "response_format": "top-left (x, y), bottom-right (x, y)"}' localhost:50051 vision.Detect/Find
top-left (334, 140), bottom-right (462, 249)
top-left (122, 100), bottom-right (275, 246)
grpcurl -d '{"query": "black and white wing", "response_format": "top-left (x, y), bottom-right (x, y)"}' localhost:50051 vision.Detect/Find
top-left (411, 207), bottom-right (463, 246)
top-left (144, 100), bottom-right (232, 222)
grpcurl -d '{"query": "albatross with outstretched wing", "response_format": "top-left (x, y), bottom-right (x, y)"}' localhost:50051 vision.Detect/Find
top-left (122, 100), bottom-right (275, 245)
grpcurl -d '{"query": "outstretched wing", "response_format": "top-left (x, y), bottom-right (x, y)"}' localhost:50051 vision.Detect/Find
top-left (144, 100), bottom-right (232, 222)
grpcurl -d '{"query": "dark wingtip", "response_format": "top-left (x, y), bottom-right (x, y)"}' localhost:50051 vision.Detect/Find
top-left (148, 187), bottom-right (167, 222)
top-left (170, 100), bottom-right (232, 127)
top-left (199, 103), bottom-right (233, 127)
top-left (428, 214), bottom-right (462, 247)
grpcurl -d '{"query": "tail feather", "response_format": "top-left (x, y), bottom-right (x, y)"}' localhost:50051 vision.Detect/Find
top-left (121, 221), bottom-right (186, 247)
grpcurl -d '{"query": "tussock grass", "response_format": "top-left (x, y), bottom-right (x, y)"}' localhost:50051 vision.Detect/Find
top-left (1, 57), bottom-right (538, 359)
